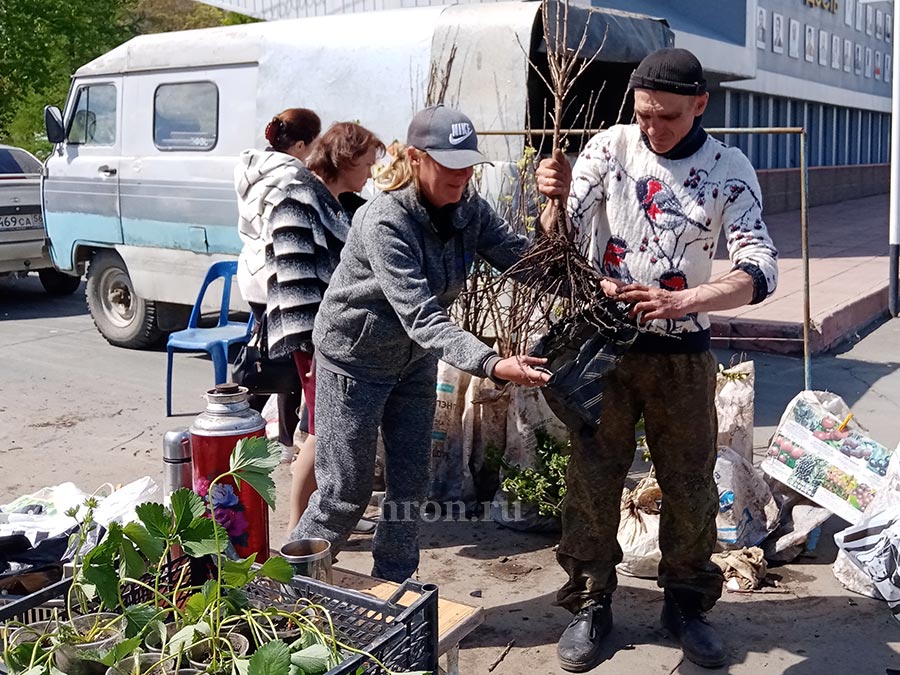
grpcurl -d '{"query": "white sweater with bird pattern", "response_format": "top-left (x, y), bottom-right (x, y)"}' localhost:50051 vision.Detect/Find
top-left (567, 123), bottom-right (778, 343)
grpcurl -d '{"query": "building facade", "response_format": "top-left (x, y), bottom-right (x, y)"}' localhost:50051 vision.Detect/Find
top-left (200, 0), bottom-right (892, 173)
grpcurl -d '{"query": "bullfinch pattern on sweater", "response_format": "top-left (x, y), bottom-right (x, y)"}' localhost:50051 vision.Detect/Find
top-left (568, 124), bottom-right (778, 339)
top-left (264, 166), bottom-right (350, 360)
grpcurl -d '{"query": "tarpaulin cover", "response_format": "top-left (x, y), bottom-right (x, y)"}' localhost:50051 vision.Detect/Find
top-left (538, 0), bottom-right (674, 64)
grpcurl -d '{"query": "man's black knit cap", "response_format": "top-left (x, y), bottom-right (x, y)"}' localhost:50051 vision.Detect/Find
top-left (629, 48), bottom-right (707, 96)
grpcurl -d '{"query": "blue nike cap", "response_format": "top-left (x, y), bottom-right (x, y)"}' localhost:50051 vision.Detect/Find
top-left (406, 105), bottom-right (492, 169)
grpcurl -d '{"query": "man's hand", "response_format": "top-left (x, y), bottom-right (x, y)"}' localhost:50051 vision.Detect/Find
top-left (536, 150), bottom-right (574, 237)
top-left (599, 277), bottom-right (626, 298)
top-left (493, 355), bottom-right (552, 387)
top-left (615, 283), bottom-right (693, 323)
top-left (535, 149), bottom-right (572, 201)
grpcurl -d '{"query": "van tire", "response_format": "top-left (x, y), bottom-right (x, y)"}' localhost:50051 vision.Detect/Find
top-left (38, 269), bottom-right (82, 295)
top-left (86, 250), bottom-right (164, 349)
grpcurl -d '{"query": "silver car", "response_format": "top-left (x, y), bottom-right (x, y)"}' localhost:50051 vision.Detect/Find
top-left (0, 144), bottom-right (80, 294)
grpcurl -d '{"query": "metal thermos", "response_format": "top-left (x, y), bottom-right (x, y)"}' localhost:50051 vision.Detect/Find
top-left (162, 428), bottom-right (192, 501)
top-left (189, 383), bottom-right (268, 561)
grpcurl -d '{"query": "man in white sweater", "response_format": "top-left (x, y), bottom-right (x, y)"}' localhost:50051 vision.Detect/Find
top-left (536, 48), bottom-right (778, 671)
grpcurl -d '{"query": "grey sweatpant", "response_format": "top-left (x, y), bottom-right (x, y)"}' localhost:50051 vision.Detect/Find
top-left (289, 356), bottom-right (437, 582)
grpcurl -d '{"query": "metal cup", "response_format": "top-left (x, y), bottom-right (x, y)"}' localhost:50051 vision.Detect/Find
top-left (279, 538), bottom-right (333, 584)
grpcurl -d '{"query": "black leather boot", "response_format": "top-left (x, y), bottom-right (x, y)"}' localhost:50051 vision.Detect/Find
top-left (661, 590), bottom-right (727, 668)
top-left (557, 595), bottom-right (613, 672)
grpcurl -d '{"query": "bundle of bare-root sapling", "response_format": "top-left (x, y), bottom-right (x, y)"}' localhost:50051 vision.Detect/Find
top-left (482, 0), bottom-right (640, 427)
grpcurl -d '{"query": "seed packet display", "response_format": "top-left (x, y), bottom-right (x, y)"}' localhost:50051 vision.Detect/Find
top-left (762, 391), bottom-right (893, 524)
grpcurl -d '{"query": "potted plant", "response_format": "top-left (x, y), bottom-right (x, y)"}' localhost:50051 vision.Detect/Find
top-left (2, 438), bottom-right (432, 675)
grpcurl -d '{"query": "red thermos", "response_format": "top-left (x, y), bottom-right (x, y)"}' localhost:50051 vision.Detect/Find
top-left (190, 383), bottom-right (269, 561)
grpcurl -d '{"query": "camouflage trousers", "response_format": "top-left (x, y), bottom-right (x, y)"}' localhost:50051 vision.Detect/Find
top-left (556, 350), bottom-right (724, 613)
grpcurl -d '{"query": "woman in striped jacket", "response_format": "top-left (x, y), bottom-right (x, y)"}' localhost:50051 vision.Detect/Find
top-left (264, 121), bottom-right (384, 532)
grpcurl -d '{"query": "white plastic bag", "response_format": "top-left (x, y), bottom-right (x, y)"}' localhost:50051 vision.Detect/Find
top-left (262, 395), bottom-right (280, 441)
top-left (715, 361), bottom-right (755, 464)
top-left (833, 548), bottom-right (882, 599)
top-left (94, 477), bottom-right (162, 527)
top-left (714, 446), bottom-right (779, 550)
top-left (833, 451), bottom-right (900, 604)
top-left (616, 475), bottom-right (662, 578)
top-left (761, 476), bottom-right (832, 563)
top-left (0, 483), bottom-right (91, 546)
top-left (834, 505), bottom-right (900, 617)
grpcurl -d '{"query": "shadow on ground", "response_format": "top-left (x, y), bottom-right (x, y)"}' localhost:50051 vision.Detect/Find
top-left (0, 275), bottom-right (86, 319)
top-left (461, 569), bottom-right (898, 674)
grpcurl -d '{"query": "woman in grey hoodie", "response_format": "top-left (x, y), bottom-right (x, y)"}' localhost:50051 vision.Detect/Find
top-left (289, 105), bottom-right (550, 582)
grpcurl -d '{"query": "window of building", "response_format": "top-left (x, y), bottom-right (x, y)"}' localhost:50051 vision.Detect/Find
top-left (153, 82), bottom-right (218, 151)
top-left (836, 108), bottom-right (849, 166)
top-left (751, 94), bottom-right (768, 168)
top-left (67, 84), bottom-right (117, 146)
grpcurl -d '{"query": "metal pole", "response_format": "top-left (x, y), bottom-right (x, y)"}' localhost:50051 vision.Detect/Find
top-left (890, 7), bottom-right (900, 316)
top-left (476, 126), bottom-right (805, 136)
top-left (800, 130), bottom-right (811, 391)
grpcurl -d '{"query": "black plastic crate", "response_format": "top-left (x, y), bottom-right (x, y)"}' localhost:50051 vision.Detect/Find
top-left (246, 575), bottom-right (438, 675)
top-left (0, 580), bottom-right (70, 624)
top-left (0, 558), bottom-right (438, 675)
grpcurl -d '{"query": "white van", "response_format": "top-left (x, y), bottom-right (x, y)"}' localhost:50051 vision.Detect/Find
top-left (43, 1), bottom-right (670, 347)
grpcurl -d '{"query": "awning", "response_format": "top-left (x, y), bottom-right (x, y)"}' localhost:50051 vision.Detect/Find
top-left (538, 0), bottom-right (674, 63)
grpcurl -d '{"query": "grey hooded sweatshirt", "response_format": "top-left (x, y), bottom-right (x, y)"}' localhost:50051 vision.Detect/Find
top-left (313, 182), bottom-right (530, 383)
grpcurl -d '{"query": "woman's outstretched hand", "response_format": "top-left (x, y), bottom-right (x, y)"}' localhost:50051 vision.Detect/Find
top-left (494, 355), bottom-right (552, 387)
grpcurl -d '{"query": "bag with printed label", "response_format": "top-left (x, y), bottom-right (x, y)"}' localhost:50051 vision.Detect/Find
top-left (427, 361), bottom-right (474, 505)
top-left (714, 446), bottom-right (779, 551)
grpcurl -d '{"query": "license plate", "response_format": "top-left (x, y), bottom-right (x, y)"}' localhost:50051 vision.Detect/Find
top-left (0, 213), bottom-right (42, 230)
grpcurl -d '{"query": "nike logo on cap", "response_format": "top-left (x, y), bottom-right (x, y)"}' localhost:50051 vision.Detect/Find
top-left (448, 122), bottom-right (474, 145)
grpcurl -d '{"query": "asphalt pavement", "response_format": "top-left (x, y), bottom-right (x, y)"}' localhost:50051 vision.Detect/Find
top-left (1, 271), bottom-right (899, 674)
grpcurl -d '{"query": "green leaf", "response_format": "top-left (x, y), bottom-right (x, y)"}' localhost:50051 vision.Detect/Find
top-left (83, 521), bottom-right (123, 567)
top-left (179, 518), bottom-right (227, 557)
top-left (248, 639), bottom-right (291, 675)
top-left (229, 437), bottom-right (281, 509)
top-left (4, 643), bottom-right (51, 673)
top-left (122, 604), bottom-right (162, 639)
top-left (135, 502), bottom-right (171, 540)
top-left (234, 657), bottom-right (251, 675)
top-left (170, 488), bottom-right (206, 535)
top-left (122, 521), bottom-right (164, 562)
top-left (220, 555), bottom-right (257, 588)
top-left (169, 622), bottom-right (210, 652)
top-left (82, 559), bottom-right (121, 609)
top-left (223, 586), bottom-right (250, 613)
top-left (97, 635), bottom-right (142, 666)
top-left (118, 538), bottom-right (147, 580)
top-left (183, 590), bottom-right (211, 624)
top-left (289, 643), bottom-right (333, 675)
top-left (259, 556), bottom-right (293, 583)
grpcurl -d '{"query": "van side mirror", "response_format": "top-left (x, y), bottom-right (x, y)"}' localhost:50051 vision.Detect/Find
top-left (44, 106), bottom-right (65, 144)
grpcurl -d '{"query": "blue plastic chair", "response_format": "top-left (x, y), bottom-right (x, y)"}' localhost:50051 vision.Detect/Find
top-left (165, 260), bottom-right (253, 416)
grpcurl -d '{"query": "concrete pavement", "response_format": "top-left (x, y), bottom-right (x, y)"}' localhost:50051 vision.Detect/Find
top-left (711, 193), bottom-right (890, 355)
top-left (2, 259), bottom-right (900, 674)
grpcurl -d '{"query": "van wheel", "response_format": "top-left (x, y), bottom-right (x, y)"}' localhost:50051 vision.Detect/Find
top-left (86, 250), bottom-right (164, 349)
top-left (38, 269), bottom-right (82, 295)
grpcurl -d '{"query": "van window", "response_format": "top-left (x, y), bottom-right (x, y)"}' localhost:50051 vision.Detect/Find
top-left (0, 148), bottom-right (41, 175)
top-left (68, 84), bottom-right (117, 145)
top-left (154, 82), bottom-right (218, 151)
